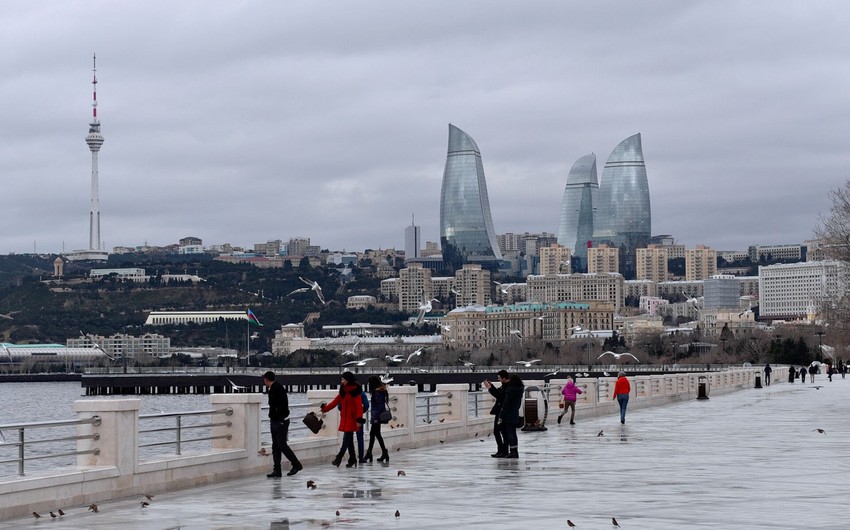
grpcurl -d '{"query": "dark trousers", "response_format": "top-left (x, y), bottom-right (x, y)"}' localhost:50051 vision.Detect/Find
top-left (493, 416), bottom-right (505, 452)
top-left (270, 420), bottom-right (300, 471)
top-left (336, 431), bottom-right (356, 461)
top-left (501, 423), bottom-right (518, 448)
top-left (356, 426), bottom-right (365, 459)
top-left (367, 422), bottom-right (386, 453)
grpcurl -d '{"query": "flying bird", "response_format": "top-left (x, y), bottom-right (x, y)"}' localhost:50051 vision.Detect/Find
top-left (813, 428), bottom-right (826, 435)
top-left (543, 369), bottom-right (561, 377)
top-left (342, 357), bottom-right (377, 367)
top-left (515, 359), bottom-right (541, 367)
top-left (287, 287), bottom-right (310, 297)
top-left (406, 347), bottom-right (425, 363)
top-left (380, 374), bottom-right (394, 384)
top-left (414, 293), bottom-right (439, 324)
top-left (509, 329), bottom-right (523, 340)
top-left (385, 354), bottom-right (405, 363)
top-left (227, 378), bottom-right (247, 391)
top-left (493, 281), bottom-right (512, 295)
top-left (299, 277), bottom-right (326, 304)
top-left (458, 359), bottom-right (476, 370)
top-left (597, 351), bottom-right (640, 363)
top-left (342, 339), bottom-right (361, 357)
top-left (597, 430), bottom-right (604, 437)
top-left (144, 494), bottom-right (154, 501)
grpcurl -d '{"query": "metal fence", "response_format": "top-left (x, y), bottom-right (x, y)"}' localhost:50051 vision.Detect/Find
top-left (0, 416), bottom-right (101, 476)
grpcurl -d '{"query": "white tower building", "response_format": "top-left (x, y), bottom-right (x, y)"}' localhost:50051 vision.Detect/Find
top-left (69, 54), bottom-right (108, 262)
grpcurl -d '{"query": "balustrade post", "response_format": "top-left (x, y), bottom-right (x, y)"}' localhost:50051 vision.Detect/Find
top-left (75, 399), bottom-right (140, 476)
top-left (210, 393), bottom-right (261, 451)
top-left (435, 384), bottom-right (468, 426)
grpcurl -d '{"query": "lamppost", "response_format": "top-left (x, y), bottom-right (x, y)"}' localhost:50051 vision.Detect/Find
top-left (815, 330), bottom-right (825, 361)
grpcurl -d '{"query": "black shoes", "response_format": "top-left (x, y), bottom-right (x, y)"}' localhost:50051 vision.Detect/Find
top-left (266, 470), bottom-right (282, 478)
top-left (506, 448), bottom-right (519, 459)
top-left (286, 463), bottom-right (303, 476)
top-left (364, 451), bottom-right (373, 463)
top-left (491, 451), bottom-right (507, 458)
top-left (345, 458), bottom-right (358, 468)
top-left (557, 415), bottom-right (563, 424)
top-left (378, 450), bottom-right (389, 463)
top-left (570, 420), bottom-right (575, 425)
top-left (332, 456), bottom-right (342, 467)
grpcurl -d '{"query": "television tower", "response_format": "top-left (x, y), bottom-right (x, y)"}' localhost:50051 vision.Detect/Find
top-left (85, 53), bottom-right (104, 252)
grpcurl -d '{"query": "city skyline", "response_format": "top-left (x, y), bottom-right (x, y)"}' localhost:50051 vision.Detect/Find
top-left (1, 2), bottom-right (846, 255)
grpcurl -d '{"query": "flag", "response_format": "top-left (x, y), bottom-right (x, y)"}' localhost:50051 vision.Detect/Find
top-left (247, 309), bottom-right (263, 327)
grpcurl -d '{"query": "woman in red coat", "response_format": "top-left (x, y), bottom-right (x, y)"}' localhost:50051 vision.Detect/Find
top-left (320, 371), bottom-right (365, 467)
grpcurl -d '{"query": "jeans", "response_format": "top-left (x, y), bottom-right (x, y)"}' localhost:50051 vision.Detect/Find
top-left (336, 431), bottom-right (356, 461)
top-left (270, 419), bottom-right (299, 471)
top-left (501, 423), bottom-right (518, 449)
top-left (617, 394), bottom-right (629, 423)
top-left (492, 416), bottom-right (505, 452)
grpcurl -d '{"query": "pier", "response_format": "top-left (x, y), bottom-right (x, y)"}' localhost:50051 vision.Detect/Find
top-left (4, 367), bottom-right (847, 528)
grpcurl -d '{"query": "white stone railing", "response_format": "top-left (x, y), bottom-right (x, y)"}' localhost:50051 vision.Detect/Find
top-left (0, 367), bottom-right (778, 520)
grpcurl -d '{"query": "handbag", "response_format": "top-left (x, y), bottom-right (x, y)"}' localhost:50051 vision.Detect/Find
top-left (558, 400), bottom-right (565, 409)
top-left (302, 412), bottom-right (323, 434)
top-left (378, 410), bottom-right (392, 424)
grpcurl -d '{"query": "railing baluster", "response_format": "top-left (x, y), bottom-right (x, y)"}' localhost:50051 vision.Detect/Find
top-left (175, 416), bottom-right (182, 456)
top-left (17, 427), bottom-right (24, 476)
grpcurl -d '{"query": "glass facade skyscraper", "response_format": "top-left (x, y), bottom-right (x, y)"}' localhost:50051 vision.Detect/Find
top-left (440, 124), bottom-right (502, 271)
top-left (593, 133), bottom-right (651, 279)
top-left (557, 153), bottom-right (598, 270)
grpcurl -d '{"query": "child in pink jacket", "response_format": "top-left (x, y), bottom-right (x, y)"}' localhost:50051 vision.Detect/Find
top-left (557, 377), bottom-right (583, 425)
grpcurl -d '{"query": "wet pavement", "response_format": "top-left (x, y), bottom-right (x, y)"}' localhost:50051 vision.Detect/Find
top-left (9, 377), bottom-right (849, 529)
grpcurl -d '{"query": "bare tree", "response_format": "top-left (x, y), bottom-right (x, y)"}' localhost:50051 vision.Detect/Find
top-left (814, 180), bottom-right (850, 262)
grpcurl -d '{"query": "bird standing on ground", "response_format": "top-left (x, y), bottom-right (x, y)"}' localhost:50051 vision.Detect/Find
top-left (395, 510), bottom-right (400, 518)
top-left (397, 470), bottom-right (406, 476)
top-left (567, 520), bottom-right (576, 527)
top-left (307, 480), bottom-right (317, 489)
top-left (32, 512), bottom-right (40, 519)
top-left (58, 509), bottom-right (65, 516)
top-left (88, 503), bottom-right (99, 513)
top-left (258, 447), bottom-right (270, 456)
top-left (141, 501), bottom-right (149, 508)
top-left (612, 516), bottom-right (620, 527)
top-left (813, 428), bottom-right (826, 435)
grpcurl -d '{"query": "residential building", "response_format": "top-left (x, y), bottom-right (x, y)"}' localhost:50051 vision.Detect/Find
top-left (539, 243), bottom-right (571, 276)
top-left (636, 245), bottom-right (668, 283)
top-left (398, 263), bottom-right (432, 313)
top-left (526, 272), bottom-right (624, 312)
top-left (587, 244), bottom-right (619, 274)
top-left (454, 264), bottom-right (491, 306)
top-left (685, 245), bottom-right (717, 280)
top-left (759, 260), bottom-right (848, 320)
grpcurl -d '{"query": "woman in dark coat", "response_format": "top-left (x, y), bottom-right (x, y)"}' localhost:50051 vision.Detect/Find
top-left (498, 374), bottom-right (525, 459)
top-left (365, 375), bottom-right (390, 463)
top-left (320, 371), bottom-right (365, 468)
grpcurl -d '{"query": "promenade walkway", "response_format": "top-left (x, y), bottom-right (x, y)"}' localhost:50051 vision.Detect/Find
top-left (9, 377), bottom-right (849, 529)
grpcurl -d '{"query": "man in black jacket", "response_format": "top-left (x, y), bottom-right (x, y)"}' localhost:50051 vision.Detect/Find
top-left (263, 371), bottom-right (302, 477)
top-left (482, 370), bottom-right (510, 458)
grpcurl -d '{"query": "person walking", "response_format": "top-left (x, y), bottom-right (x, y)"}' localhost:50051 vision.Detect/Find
top-left (808, 364), bottom-right (817, 383)
top-left (788, 366), bottom-right (796, 383)
top-left (612, 371), bottom-right (631, 424)
top-left (262, 371), bottom-right (302, 477)
top-left (763, 363), bottom-right (772, 386)
top-left (320, 371), bottom-right (365, 468)
top-left (483, 370), bottom-right (510, 458)
top-left (799, 366), bottom-right (807, 383)
top-left (365, 375), bottom-right (390, 463)
top-left (498, 374), bottom-right (525, 459)
top-left (557, 377), bottom-right (583, 425)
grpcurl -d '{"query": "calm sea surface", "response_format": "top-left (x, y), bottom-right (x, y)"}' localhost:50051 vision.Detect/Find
top-left (0, 382), bottom-right (307, 478)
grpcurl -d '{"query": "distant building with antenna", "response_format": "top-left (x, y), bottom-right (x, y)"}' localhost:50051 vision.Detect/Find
top-left (404, 215), bottom-right (421, 262)
top-left (68, 54), bottom-right (108, 262)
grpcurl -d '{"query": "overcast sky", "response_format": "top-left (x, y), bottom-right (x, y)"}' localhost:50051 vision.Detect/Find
top-left (2, 1), bottom-right (848, 256)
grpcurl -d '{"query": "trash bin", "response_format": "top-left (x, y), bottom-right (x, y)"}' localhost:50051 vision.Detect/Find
top-left (754, 374), bottom-right (762, 389)
top-left (697, 375), bottom-right (710, 400)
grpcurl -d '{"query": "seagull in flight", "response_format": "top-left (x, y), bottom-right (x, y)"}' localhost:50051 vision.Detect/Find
top-left (450, 288), bottom-right (460, 296)
top-left (459, 359), bottom-right (476, 370)
top-left (226, 378), bottom-right (247, 391)
top-left (342, 357), bottom-right (377, 367)
top-left (342, 339), bottom-right (361, 357)
top-left (597, 351), bottom-right (640, 363)
top-left (287, 287), bottom-right (310, 297)
top-left (406, 347), bottom-right (425, 363)
top-left (493, 281), bottom-right (512, 295)
top-left (299, 276), bottom-right (326, 304)
top-left (380, 374), bottom-right (394, 384)
top-left (250, 332), bottom-right (260, 340)
top-left (415, 293), bottom-right (439, 325)
top-left (543, 368), bottom-right (560, 377)
top-left (79, 331), bottom-right (117, 361)
top-left (509, 329), bottom-right (523, 341)
top-left (385, 354), bottom-right (405, 363)
top-left (516, 359), bottom-right (541, 367)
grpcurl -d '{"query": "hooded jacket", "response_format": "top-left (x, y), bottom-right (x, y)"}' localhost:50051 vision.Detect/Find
top-left (321, 382), bottom-right (364, 432)
top-left (561, 380), bottom-right (583, 402)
